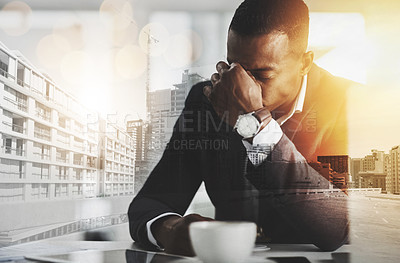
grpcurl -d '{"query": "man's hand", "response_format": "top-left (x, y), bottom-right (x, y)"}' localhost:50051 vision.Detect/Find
top-left (203, 61), bottom-right (263, 127)
top-left (151, 214), bottom-right (214, 256)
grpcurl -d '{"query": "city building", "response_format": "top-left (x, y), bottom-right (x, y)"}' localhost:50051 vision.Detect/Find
top-left (99, 119), bottom-right (135, 197)
top-left (317, 155), bottom-right (350, 174)
top-left (0, 41), bottom-right (135, 244)
top-left (387, 146), bottom-right (400, 194)
top-left (309, 161), bottom-right (333, 189)
top-left (357, 150), bottom-right (387, 190)
top-left (171, 69), bottom-right (205, 116)
top-left (317, 155), bottom-right (350, 188)
top-left (126, 119), bottom-right (150, 174)
top-left (0, 42), bottom-right (100, 202)
top-left (350, 158), bottom-right (361, 188)
top-left (146, 70), bottom-right (205, 165)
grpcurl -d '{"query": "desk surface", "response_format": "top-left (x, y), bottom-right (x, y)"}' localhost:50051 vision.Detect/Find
top-left (0, 238), bottom-right (392, 263)
top-left (1, 242), bottom-right (384, 263)
top-left (2, 193), bottom-right (400, 263)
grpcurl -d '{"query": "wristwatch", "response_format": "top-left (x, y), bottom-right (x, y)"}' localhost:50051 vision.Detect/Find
top-left (234, 107), bottom-right (272, 139)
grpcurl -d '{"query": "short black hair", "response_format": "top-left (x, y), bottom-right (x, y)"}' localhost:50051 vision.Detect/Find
top-left (229, 0), bottom-right (309, 54)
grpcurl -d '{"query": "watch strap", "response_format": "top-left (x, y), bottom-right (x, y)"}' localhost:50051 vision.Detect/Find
top-left (253, 107), bottom-right (271, 124)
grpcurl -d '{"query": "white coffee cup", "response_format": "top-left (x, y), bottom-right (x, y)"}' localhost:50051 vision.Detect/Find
top-left (189, 221), bottom-right (257, 263)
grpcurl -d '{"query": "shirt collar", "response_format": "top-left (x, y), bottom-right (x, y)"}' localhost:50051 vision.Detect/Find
top-left (276, 74), bottom-right (307, 125)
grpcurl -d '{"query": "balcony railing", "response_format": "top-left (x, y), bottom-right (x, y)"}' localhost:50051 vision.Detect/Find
top-left (88, 133), bottom-right (96, 141)
top-left (16, 78), bottom-right (31, 89)
top-left (72, 174), bottom-right (82, 180)
top-left (2, 121), bottom-right (25, 134)
top-left (73, 142), bottom-right (84, 151)
top-left (34, 130), bottom-right (51, 141)
top-left (87, 160), bottom-right (96, 168)
top-left (35, 109), bottom-right (51, 122)
top-left (0, 68), bottom-right (15, 79)
top-left (31, 87), bottom-right (42, 96)
top-left (57, 135), bottom-right (69, 145)
top-left (57, 174), bottom-right (68, 180)
top-left (1, 146), bottom-right (24, 156)
top-left (3, 96), bottom-right (28, 112)
top-left (73, 159), bottom-right (83, 166)
top-left (33, 152), bottom-right (51, 160)
top-left (74, 126), bottom-right (84, 134)
top-left (32, 173), bottom-right (49, 179)
top-left (0, 170), bottom-right (23, 179)
top-left (56, 156), bottom-right (69, 163)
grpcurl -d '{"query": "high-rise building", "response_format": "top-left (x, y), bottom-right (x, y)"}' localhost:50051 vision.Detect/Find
top-left (147, 70), bottom-right (205, 164)
top-left (387, 146), bottom-right (400, 194)
top-left (99, 119), bottom-right (135, 197)
top-left (350, 158), bottom-right (361, 188)
top-left (126, 119), bottom-right (150, 173)
top-left (317, 155), bottom-right (350, 174)
top-left (356, 150), bottom-right (387, 190)
top-left (171, 69), bottom-right (205, 116)
top-left (0, 42), bottom-right (135, 244)
top-left (0, 42), bottom-right (100, 202)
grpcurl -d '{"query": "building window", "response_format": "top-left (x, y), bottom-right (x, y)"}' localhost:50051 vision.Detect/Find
top-left (73, 154), bottom-right (83, 166)
top-left (34, 123), bottom-right (51, 141)
top-left (2, 136), bottom-right (24, 156)
top-left (31, 184), bottom-right (49, 199)
top-left (31, 73), bottom-right (43, 95)
top-left (32, 163), bottom-right (49, 179)
top-left (55, 184), bottom-right (68, 197)
top-left (58, 114), bottom-right (69, 129)
top-left (35, 101), bottom-right (51, 122)
top-left (33, 142), bottom-right (50, 160)
top-left (3, 85), bottom-right (28, 112)
top-left (57, 130), bottom-right (70, 145)
top-left (72, 184), bottom-right (83, 196)
top-left (72, 168), bottom-right (82, 180)
top-left (56, 149), bottom-right (69, 163)
top-left (57, 166), bottom-right (68, 180)
top-left (0, 183), bottom-right (24, 202)
top-left (85, 183), bottom-right (95, 197)
top-left (0, 158), bottom-right (24, 179)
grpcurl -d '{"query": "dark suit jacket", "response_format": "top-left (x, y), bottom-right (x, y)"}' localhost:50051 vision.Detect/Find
top-left (128, 64), bottom-right (352, 251)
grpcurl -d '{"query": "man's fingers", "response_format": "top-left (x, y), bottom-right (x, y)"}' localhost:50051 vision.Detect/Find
top-left (246, 70), bottom-right (258, 82)
top-left (210, 73), bottom-right (220, 85)
top-left (216, 61), bottom-right (229, 74)
top-left (203, 86), bottom-right (212, 98)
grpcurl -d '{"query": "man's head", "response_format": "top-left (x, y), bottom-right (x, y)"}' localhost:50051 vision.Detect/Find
top-left (227, 0), bottom-right (314, 113)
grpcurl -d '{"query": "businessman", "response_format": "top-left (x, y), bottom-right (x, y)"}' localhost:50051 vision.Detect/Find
top-left (129, 0), bottom-right (351, 256)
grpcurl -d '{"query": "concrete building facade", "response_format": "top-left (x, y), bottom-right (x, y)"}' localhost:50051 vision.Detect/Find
top-left (317, 155), bottom-right (350, 188)
top-left (0, 42), bottom-right (136, 243)
top-left (387, 146), bottom-right (400, 194)
top-left (146, 70), bottom-right (205, 166)
top-left (0, 43), bottom-right (100, 202)
top-left (357, 150), bottom-right (387, 190)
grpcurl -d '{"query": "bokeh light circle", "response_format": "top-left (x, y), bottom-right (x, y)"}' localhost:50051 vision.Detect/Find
top-left (0, 1), bottom-right (32, 36)
top-left (115, 45), bottom-right (147, 79)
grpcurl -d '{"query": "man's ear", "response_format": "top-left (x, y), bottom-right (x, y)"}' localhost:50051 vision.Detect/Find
top-left (301, 51), bottom-right (314, 76)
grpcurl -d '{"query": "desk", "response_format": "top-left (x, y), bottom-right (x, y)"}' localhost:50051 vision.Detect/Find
top-left (0, 240), bottom-right (383, 263)
top-left (0, 221), bottom-right (400, 263)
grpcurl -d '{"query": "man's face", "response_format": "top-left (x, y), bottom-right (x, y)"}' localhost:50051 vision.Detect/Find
top-left (227, 30), bottom-right (305, 113)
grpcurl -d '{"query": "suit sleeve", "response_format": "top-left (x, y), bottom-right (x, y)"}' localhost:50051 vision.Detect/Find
top-left (245, 84), bottom-right (350, 251)
top-left (127, 83), bottom-right (207, 248)
top-left (245, 134), bottom-right (349, 251)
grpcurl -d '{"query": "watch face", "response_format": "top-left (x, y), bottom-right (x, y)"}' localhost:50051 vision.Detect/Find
top-left (236, 115), bottom-right (259, 138)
